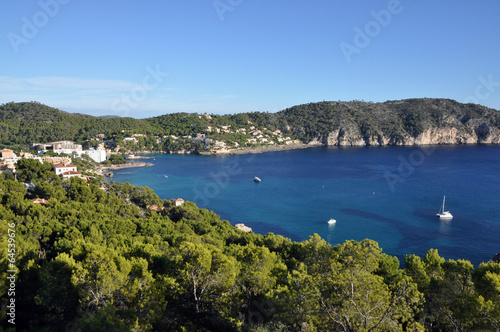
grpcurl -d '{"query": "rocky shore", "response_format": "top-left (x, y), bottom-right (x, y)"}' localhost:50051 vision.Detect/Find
top-left (98, 161), bottom-right (153, 177)
top-left (310, 126), bottom-right (500, 147)
top-left (198, 143), bottom-right (312, 155)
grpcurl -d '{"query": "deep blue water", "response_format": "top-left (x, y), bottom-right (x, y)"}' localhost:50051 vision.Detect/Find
top-left (109, 145), bottom-right (500, 266)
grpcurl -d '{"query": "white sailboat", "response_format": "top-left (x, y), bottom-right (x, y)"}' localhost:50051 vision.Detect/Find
top-left (436, 196), bottom-right (453, 219)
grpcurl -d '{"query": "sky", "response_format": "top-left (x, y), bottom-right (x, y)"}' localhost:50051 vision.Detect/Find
top-left (1, 1), bottom-right (500, 118)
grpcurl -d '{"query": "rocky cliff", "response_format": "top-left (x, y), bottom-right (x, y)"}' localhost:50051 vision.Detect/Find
top-left (275, 98), bottom-right (500, 147)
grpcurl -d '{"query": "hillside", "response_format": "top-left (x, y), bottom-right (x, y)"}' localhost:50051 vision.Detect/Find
top-left (2, 99), bottom-right (500, 153)
top-left (252, 98), bottom-right (500, 146)
top-left (1, 165), bottom-right (500, 330)
top-left (0, 102), bottom-right (160, 146)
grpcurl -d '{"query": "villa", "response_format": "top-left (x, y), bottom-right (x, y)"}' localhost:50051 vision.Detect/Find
top-left (172, 198), bottom-right (185, 206)
top-left (1, 149), bottom-right (15, 159)
top-left (53, 163), bottom-right (78, 175)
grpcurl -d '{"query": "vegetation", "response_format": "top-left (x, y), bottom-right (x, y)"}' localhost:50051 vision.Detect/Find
top-left (2, 99), bottom-right (499, 155)
top-left (264, 99), bottom-right (500, 143)
top-left (1, 100), bottom-right (499, 330)
top-left (0, 163), bottom-right (499, 331)
top-left (107, 154), bottom-right (127, 165)
top-left (0, 102), bottom-right (159, 148)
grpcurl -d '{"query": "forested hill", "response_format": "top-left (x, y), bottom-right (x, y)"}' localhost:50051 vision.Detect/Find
top-left (2, 99), bottom-right (500, 150)
top-left (1, 164), bottom-right (500, 330)
top-left (252, 98), bottom-right (500, 146)
top-left (0, 102), bottom-right (158, 146)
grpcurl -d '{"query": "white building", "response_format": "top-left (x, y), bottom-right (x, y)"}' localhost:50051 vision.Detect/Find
top-left (53, 149), bottom-right (107, 163)
top-left (61, 171), bottom-right (83, 179)
top-left (53, 163), bottom-right (78, 175)
top-left (172, 198), bottom-right (185, 206)
top-left (214, 141), bottom-right (227, 147)
top-left (53, 149), bottom-right (78, 155)
top-left (123, 137), bottom-right (137, 143)
top-left (81, 149), bottom-right (107, 163)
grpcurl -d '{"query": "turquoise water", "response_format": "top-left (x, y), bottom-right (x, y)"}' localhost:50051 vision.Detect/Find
top-left (109, 145), bottom-right (500, 266)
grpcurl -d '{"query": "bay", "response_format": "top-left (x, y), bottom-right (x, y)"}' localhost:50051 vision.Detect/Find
top-left (109, 145), bottom-right (500, 266)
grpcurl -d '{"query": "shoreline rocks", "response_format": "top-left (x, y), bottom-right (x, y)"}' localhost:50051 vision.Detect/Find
top-left (234, 223), bottom-right (252, 233)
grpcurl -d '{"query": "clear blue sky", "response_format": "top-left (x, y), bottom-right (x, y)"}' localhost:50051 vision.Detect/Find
top-left (1, 0), bottom-right (500, 118)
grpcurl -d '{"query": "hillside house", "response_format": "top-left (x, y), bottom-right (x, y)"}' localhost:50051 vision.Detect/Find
top-left (0, 162), bottom-right (15, 175)
top-left (123, 137), bottom-right (138, 143)
top-left (61, 171), bottom-right (85, 180)
top-left (172, 198), bottom-right (185, 206)
top-left (32, 198), bottom-right (48, 205)
top-left (220, 125), bottom-right (232, 133)
top-left (53, 141), bottom-right (83, 152)
top-left (214, 141), bottom-right (226, 147)
top-left (1, 149), bottom-right (15, 159)
top-left (148, 204), bottom-right (166, 212)
top-left (41, 156), bottom-right (72, 165)
top-left (53, 163), bottom-right (78, 175)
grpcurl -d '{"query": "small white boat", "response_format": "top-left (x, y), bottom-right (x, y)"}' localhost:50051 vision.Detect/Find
top-left (164, 175), bottom-right (168, 178)
top-left (436, 196), bottom-right (453, 219)
top-left (328, 218), bottom-right (336, 224)
top-left (253, 177), bottom-right (261, 183)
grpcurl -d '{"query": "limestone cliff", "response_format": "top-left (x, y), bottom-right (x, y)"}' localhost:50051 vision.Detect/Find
top-left (276, 98), bottom-right (500, 147)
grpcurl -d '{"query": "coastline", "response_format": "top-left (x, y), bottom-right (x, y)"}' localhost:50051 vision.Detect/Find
top-left (99, 162), bottom-right (154, 170)
top-left (101, 144), bottom-right (500, 268)
top-left (198, 143), bottom-right (313, 155)
top-left (98, 161), bottom-right (154, 177)
top-left (122, 141), bottom-right (500, 158)
top-left (113, 143), bottom-right (314, 157)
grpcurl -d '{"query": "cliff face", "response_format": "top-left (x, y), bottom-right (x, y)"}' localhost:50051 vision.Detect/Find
top-left (318, 125), bottom-right (500, 147)
top-left (280, 98), bottom-right (500, 147)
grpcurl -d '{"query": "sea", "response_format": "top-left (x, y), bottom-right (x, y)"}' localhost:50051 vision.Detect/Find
top-left (108, 145), bottom-right (500, 267)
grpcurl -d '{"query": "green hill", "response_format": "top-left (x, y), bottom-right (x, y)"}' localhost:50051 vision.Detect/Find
top-left (1, 166), bottom-right (500, 330)
top-left (0, 102), bottom-right (159, 146)
top-left (252, 98), bottom-right (500, 145)
top-left (2, 99), bottom-right (500, 152)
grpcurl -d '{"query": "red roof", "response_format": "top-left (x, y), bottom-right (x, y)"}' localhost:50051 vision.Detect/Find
top-left (61, 171), bottom-right (82, 175)
top-left (32, 198), bottom-right (48, 204)
top-left (53, 163), bottom-right (77, 168)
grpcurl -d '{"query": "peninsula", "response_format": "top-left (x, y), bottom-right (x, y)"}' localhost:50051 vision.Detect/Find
top-left (1, 98), bottom-right (499, 157)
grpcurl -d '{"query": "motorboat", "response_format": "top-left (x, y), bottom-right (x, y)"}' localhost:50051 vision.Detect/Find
top-left (253, 177), bottom-right (261, 183)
